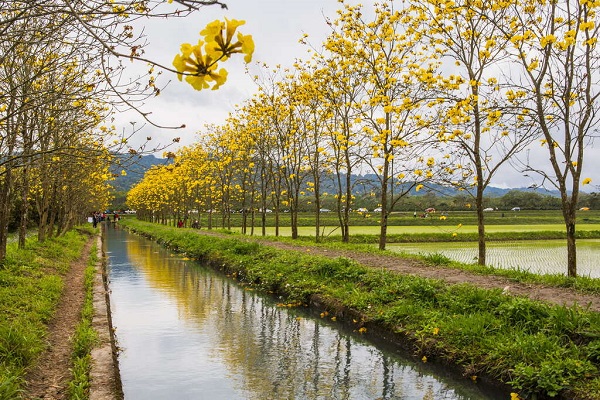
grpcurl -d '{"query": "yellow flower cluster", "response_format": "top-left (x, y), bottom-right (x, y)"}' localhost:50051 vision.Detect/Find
top-left (173, 18), bottom-right (254, 91)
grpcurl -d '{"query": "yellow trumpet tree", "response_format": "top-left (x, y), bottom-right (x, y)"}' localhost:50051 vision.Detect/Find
top-left (199, 125), bottom-right (239, 228)
top-left (126, 166), bottom-right (161, 222)
top-left (289, 62), bottom-right (332, 242)
top-left (254, 66), bottom-right (312, 239)
top-left (242, 94), bottom-right (280, 236)
top-left (315, 24), bottom-right (374, 243)
top-left (415, 0), bottom-right (539, 266)
top-left (489, 0), bottom-right (600, 277)
top-left (327, 0), bottom-right (442, 250)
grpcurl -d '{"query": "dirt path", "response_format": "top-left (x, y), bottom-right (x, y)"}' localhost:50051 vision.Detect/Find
top-left (197, 230), bottom-right (600, 313)
top-left (24, 238), bottom-right (93, 400)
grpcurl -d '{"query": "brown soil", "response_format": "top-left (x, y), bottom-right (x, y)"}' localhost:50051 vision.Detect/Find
top-left (24, 238), bottom-right (94, 400)
top-left (24, 233), bottom-right (121, 400)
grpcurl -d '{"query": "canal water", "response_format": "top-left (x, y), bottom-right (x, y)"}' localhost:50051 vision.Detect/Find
top-left (105, 227), bottom-right (506, 400)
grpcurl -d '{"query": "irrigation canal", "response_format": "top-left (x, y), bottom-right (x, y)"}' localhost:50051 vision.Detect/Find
top-left (105, 226), bottom-right (507, 400)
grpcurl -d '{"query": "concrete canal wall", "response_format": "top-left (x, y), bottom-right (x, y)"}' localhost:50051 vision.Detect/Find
top-left (90, 233), bottom-right (123, 399)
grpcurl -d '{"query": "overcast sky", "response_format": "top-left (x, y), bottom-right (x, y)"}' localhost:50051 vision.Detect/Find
top-left (116, 0), bottom-right (599, 192)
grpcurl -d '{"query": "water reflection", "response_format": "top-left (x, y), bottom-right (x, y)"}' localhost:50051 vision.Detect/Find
top-left (106, 227), bottom-right (504, 399)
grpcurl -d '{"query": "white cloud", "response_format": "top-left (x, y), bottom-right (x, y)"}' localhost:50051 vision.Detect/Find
top-left (117, 1), bottom-right (340, 151)
top-left (114, 1), bottom-right (600, 191)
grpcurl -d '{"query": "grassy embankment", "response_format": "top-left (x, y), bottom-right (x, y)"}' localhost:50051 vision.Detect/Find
top-left (0, 227), bottom-right (97, 399)
top-left (121, 218), bottom-right (600, 400)
top-left (67, 240), bottom-right (99, 398)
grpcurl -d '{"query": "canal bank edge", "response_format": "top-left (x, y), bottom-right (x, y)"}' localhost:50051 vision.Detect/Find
top-left (90, 231), bottom-right (123, 399)
top-left (121, 225), bottom-right (515, 398)
top-left (119, 220), bottom-right (600, 399)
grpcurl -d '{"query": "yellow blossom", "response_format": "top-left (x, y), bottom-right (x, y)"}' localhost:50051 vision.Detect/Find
top-left (174, 19), bottom-right (253, 91)
top-left (540, 34), bottom-right (556, 47)
top-left (200, 20), bottom-right (223, 43)
top-left (527, 59), bottom-right (539, 71)
top-left (237, 32), bottom-right (255, 62)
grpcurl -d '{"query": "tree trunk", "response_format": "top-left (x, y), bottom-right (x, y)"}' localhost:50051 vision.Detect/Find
top-left (565, 213), bottom-right (577, 278)
top-left (242, 210), bottom-right (247, 234)
top-left (291, 207), bottom-right (298, 239)
top-left (342, 170), bottom-right (352, 243)
top-left (47, 207), bottom-right (57, 238)
top-left (314, 189), bottom-right (321, 243)
top-left (0, 170), bottom-right (13, 261)
top-left (378, 210), bottom-right (388, 251)
top-left (378, 159), bottom-right (390, 251)
top-left (18, 172), bottom-right (29, 249)
top-left (476, 204), bottom-right (486, 266)
top-left (38, 214), bottom-right (47, 241)
top-left (475, 177), bottom-right (486, 266)
top-left (37, 202), bottom-right (49, 242)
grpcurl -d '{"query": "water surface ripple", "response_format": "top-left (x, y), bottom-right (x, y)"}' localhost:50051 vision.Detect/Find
top-left (106, 227), bottom-right (505, 400)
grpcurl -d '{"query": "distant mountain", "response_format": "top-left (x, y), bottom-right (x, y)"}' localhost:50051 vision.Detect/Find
top-left (323, 173), bottom-right (562, 198)
top-left (483, 186), bottom-right (561, 197)
top-left (108, 154), bottom-right (563, 198)
top-left (109, 154), bottom-right (171, 192)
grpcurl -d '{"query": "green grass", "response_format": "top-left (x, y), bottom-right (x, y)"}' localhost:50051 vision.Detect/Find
top-left (0, 228), bottom-right (93, 399)
top-left (154, 209), bottom-right (600, 242)
top-left (228, 224), bottom-right (600, 241)
top-left (67, 241), bottom-right (99, 400)
top-left (121, 218), bottom-right (600, 399)
top-left (211, 227), bottom-right (600, 295)
top-left (182, 209), bottom-right (600, 229)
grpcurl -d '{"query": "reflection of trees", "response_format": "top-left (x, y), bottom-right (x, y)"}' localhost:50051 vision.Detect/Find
top-left (123, 234), bottom-right (479, 399)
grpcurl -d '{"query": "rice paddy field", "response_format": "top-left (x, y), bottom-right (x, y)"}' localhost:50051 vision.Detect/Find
top-left (386, 239), bottom-right (600, 278)
top-left (214, 210), bottom-right (600, 278)
top-left (230, 223), bottom-right (600, 236)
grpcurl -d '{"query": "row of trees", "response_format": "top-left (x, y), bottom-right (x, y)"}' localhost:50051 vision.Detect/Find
top-left (129, 0), bottom-right (599, 277)
top-left (0, 1), bottom-right (247, 261)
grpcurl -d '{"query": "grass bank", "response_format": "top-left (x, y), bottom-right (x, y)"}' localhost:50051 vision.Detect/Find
top-left (314, 229), bottom-right (600, 243)
top-left (184, 209), bottom-right (600, 228)
top-left (0, 227), bottom-right (93, 399)
top-left (67, 241), bottom-right (99, 399)
top-left (121, 219), bottom-right (600, 400)
top-left (225, 230), bottom-right (600, 295)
